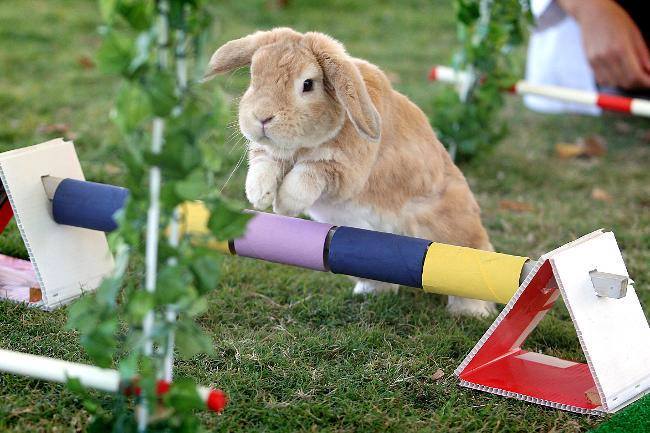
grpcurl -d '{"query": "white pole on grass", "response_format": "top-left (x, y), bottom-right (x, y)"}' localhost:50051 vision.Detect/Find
top-left (0, 348), bottom-right (120, 392)
top-left (0, 349), bottom-right (226, 411)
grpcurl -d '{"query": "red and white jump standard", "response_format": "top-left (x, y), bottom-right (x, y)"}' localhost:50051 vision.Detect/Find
top-left (429, 65), bottom-right (650, 117)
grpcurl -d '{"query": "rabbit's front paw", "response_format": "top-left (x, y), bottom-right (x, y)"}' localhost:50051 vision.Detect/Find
top-left (246, 163), bottom-right (280, 210)
top-left (446, 296), bottom-right (496, 318)
top-left (274, 166), bottom-right (324, 217)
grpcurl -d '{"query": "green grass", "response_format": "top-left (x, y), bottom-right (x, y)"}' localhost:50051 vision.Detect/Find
top-left (591, 395), bottom-right (650, 433)
top-left (1, 0), bottom-right (649, 431)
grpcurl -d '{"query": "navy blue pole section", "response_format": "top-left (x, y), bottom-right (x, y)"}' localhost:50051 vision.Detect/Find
top-left (327, 226), bottom-right (431, 287)
top-left (52, 178), bottom-right (129, 232)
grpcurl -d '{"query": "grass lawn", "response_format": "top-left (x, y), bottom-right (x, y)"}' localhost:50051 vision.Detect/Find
top-left (1, 0), bottom-right (649, 431)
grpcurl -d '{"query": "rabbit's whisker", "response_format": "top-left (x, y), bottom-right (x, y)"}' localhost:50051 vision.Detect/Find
top-left (219, 149), bottom-right (247, 194)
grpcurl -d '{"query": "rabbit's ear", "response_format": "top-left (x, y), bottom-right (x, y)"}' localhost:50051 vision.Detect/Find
top-left (304, 33), bottom-right (381, 142)
top-left (203, 27), bottom-right (302, 81)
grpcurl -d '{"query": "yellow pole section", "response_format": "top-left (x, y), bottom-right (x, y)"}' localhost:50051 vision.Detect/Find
top-left (421, 243), bottom-right (528, 303)
top-left (175, 201), bottom-right (232, 254)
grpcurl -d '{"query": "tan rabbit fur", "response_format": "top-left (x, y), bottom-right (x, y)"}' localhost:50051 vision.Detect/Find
top-left (206, 28), bottom-right (495, 317)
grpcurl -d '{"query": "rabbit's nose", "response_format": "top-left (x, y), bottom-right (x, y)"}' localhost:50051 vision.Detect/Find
top-left (260, 115), bottom-right (274, 125)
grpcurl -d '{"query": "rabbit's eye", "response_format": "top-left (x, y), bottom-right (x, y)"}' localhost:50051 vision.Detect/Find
top-left (302, 79), bottom-right (314, 92)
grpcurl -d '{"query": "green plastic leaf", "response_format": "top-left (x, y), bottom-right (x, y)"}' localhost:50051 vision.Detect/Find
top-left (80, 317), bottom-right (118, 368)
top-left (119, 141), bottom-right (147, 187)
top-left (431, 0), bottom-right (529, 161)
top-left (126, 290), bottom-right (154, 323)
top-left (145, 70), bottom-right (177, 116)
top-left (117, 0), bottom-right (153, 30)
top-left (99, 0), bottom-right (118, 23)
top-left (66, 377), bottom-right (100, 413)
top-left (207, 199), bottom-right (251, 241)
top-left (186, 296), bottom-right (209, 317)
top-left (86, 0), bottom-right (244, 425)
top-left (165, 377), bottom-right (204, 413)
top-left (143, 130), bottom-right (202, 178)
top-left (456, 0), bottom-right (479, 25)
top-left (118, 352), bottom-right (139, 380)
top-left (190, 255), bottom-right (220, 294)
top-left (66, 376), bottom-right (87, 396)
top-left (87, 415), bottom-right (121, 433)
top-left (66, 296), bottom-right (95, 332)
top-left (112, 82), bottom-right (152, 133)
top-left (166, 129), bottom-right (203, 172)
top-left (175, 320), bottom-right (214, 358)
top-left (155, 266), bottom-right (193, 305)
top-left (95, 277), bottom-right (122, 308)
top-left (175, 170), bottom-right (211, 200)
top-left (168, 0), bottom-right (186, 30)
top-left (96, 30), bottom-right (135, 76)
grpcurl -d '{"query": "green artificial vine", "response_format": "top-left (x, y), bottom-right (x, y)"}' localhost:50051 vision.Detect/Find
top-left (431, 0), bottom-right (531, 161)
top-left (65, 1), bottom-right (249, 431)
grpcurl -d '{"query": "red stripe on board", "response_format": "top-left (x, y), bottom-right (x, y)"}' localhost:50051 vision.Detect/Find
top-left (428, 67), bottom-right (437, 81)
top-left (0, 201), bottom-right (13, 234)
top-left (597, 94), bottom-right (632, 113)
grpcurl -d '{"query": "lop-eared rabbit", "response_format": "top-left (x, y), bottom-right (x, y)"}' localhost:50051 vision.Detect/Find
top-left (205, 28), bottom-right (495, 317)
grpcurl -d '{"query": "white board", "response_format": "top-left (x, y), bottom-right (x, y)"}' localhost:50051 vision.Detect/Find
top-left (0, 139), bottom-right (114, 309)
top-left (550, 231), bottom-right (650, 412)
top-left (455, 230), bottom-right (650, 414)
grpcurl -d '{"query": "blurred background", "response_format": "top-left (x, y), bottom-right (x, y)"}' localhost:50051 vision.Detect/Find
top-left (1, 0), bottom-right (647, 260)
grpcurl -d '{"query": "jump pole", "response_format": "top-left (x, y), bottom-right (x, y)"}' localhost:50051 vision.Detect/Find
top-left (0, 349), bottom-right (227, 412)
top-left (428, 65), bottom-right (650, 117)
top-left (41, 177), bottom-right (623, 305)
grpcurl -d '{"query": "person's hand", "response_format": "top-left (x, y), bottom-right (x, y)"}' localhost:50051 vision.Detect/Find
top-left (559, 0), bottom-right (650, 89)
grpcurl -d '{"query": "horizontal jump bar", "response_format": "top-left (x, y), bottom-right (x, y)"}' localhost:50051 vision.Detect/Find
top-left (428, 65), bottom-right (650, 117)
top-left (177, 203), bottom-right (532, 304)
top-left (39, 178), bottom-right (626, 301)
top-left (41, 178), bottom-right (532, 303)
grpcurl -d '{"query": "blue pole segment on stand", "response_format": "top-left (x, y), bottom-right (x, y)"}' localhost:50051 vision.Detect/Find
top-left (52, 178), bottom-right (129, 232)
top-left (327, 226), bottom-right (431, 288)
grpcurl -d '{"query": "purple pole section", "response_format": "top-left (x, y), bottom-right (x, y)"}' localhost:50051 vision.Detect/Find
top-left (233, 212), bottom-right (333, 271)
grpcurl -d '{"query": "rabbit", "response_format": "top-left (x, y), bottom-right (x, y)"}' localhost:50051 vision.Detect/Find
top-left (204, 27), bottom-right (496, 317)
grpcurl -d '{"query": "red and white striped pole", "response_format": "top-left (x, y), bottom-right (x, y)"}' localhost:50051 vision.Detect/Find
top-left (428, 65), bottom-right (650, 117)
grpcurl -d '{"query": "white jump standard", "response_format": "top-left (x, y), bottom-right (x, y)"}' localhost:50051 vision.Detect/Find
top-left (0, 139), bottom-right (228, 414)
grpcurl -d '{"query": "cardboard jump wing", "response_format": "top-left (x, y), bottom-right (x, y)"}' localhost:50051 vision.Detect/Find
top-left (0, 139), bottom-right (113, 309)
top-left (455, 230), bottom-right (650, 414)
